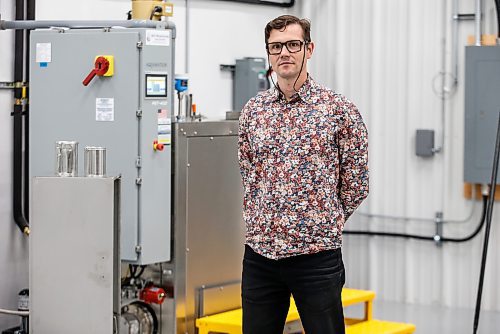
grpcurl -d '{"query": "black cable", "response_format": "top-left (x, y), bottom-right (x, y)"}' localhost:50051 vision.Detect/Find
top-left (344, 194), bottom-right (488, 243)
top-left (441, 195), bottom-right (487, 243)
top-left (25, 0), bottom-right (35, 222)
top-left (135, 265), bottom-right (146, 278)
top-left (494, 0), bottom-right (500, 38)
top-left (159, 263), bottom-right (163, 334)
top-left (129, 264), bottom-right (137, 278)
top-left (292, 41), bottom-right (308, 93)
top-left (129, 264), bottom-right (146, 279)
top-left (13, 0), bottom-right (30, 235)
top-left (473, 112), bottom-right (500, 334)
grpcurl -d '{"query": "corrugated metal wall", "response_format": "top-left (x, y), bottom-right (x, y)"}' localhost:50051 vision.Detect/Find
top-left (297, 0), bottom-right (500, 311)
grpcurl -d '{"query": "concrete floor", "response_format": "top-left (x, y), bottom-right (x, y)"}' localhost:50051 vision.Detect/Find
top-left (345, 299), bottom-right (500, 334)
top-left (284, 300), bottom-right (500, 333)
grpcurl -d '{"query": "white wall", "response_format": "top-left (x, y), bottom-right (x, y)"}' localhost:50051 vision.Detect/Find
top-left (0, 0), bottom-right (285, 328)
top-left (0, 0), bottom-right (30, 329)
top-left (297, 0), bottom-right (500, 311)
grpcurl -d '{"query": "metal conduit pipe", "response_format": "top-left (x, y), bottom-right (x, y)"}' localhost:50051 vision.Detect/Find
top-left (475, 0), bottom-right (482, 46)
top-left (356, 205), bottom-right (476, 224)
top-left (0, 308), bottom-right (29, 317)
top-left (344, 194), bottom-right (488, 244)
top-left (13, 0), bottom-right (29, 235)
top-left (451, 0), bottom-right (459, 85)
top-left (1, 20), bottom-right (176, 36)
top-left (25, 0), bottom-right (35, 221)
top-left (356, 212), bottom-right (435, 223)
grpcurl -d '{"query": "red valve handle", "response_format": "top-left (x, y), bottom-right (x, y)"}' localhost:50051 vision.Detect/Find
top-left (82, 56), bottom-right (110, 86)
top-left (82, 70), bottom-right (97, 86)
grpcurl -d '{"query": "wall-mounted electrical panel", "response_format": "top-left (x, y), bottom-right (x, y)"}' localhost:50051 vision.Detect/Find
top-left (233, 57), bottom-right (268, 112)
top-left (30, 28), bottom-right (175, 264)
top-left (464, 46), bottom-right (500, 184)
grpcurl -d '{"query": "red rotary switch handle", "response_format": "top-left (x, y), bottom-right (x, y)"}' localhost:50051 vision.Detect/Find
top-left (82, 56), bottom-right (110, 86)
top-left (153, 140), bottom-right (164, 151)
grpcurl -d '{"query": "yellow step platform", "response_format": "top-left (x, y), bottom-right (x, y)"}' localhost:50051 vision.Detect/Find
top-left (347, 319), bottom-right (416, 334)
top-left (196, 288), bottom-right (415, 334)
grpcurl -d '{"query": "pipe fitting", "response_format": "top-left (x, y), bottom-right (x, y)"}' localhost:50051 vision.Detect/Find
top-left (0, 20), bottom-right (176, 38)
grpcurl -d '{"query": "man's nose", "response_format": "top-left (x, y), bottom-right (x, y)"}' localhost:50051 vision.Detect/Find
top-left (280, 46), bottom-right (291, 56)
top-left (279, 50), bottom-right (291, 59)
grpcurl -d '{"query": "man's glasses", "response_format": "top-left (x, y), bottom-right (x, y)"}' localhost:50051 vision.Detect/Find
top-left (266, 40), bottom-right (307, 55)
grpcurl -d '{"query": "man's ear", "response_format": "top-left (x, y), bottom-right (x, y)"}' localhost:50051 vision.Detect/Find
top-left (306, 41), bottom-right (315, 60)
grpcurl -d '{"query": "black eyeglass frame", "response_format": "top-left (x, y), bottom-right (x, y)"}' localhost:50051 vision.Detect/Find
top-left (266, 40), bottom-right (309, 55)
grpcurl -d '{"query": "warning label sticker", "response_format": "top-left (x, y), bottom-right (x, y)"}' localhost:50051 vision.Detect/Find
top-left (96, 98), bottom-right (114, 122)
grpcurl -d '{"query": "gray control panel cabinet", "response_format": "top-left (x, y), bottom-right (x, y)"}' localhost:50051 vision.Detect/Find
top-left (234, 57), bottom-right (267, 112)
top-left (464, 46), bottom-right (500, 184)
top-left (30, 28), bottom-right (174, 264)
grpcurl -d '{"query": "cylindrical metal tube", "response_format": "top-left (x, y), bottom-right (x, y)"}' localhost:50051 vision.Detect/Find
top-left (186, 93), bottom-right (193, 119)
top-left (475, 0), bottom-right (482, 46)
top-left (84, 146), bottom-right (106, 177)
top-left (0, 19), bottom-right (175, 31)
top-left (55, 141), bottom-right (78, 177)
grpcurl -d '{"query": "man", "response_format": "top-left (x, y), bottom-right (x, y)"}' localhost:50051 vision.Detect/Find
top-left (238, 15), bottom-right (369, 334)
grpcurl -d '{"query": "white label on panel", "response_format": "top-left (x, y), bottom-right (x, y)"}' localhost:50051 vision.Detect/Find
top-left (96, 98), bottom-right (114, 122)
top-left (36, 43), bottom-right (52, 63)
top-left (146, 30), bottom-right (170, 46)
top-left (158, 110), bottom-right (171, 145)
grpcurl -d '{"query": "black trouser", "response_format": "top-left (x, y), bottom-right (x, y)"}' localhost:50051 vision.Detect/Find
top-left (242, 245), bottom-right (346, 334)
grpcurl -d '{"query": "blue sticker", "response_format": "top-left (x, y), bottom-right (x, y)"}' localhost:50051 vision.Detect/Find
top-left (40, 62), bottom-right (48, 68)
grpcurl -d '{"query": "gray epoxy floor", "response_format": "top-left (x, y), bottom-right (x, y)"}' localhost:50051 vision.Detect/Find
top-left (344, 299), bottom-right (500, 334)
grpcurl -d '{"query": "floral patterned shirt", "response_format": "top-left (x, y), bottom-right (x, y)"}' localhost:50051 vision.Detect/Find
top-left (238, 76), bottom-right (369, 260)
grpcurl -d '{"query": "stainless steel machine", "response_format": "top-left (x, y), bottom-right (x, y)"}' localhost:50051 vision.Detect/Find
top-left (29, 26), bottom-right (244, 334)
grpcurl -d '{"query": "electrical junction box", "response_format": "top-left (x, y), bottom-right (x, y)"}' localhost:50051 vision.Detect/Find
top-left (233, 57), bottom-right (268, 112)
top-left (415, 129), bottom-right (435, 157)
top-left (464, 46), bottom-right (500, 184)
top-left (30, 28), bottom-right (174, 264)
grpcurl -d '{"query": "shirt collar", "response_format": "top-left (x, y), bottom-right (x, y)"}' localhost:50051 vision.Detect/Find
top-left (270, 75), bottom-right (316, 104)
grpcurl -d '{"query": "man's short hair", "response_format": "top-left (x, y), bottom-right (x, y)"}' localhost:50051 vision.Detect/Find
top-left (264, 15), bottom-right (311, 44)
